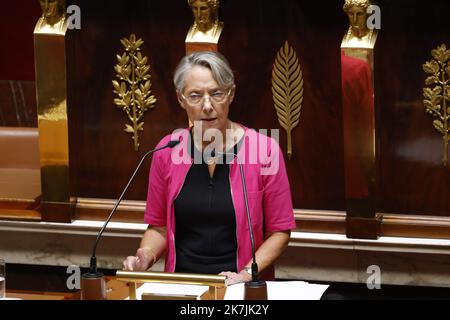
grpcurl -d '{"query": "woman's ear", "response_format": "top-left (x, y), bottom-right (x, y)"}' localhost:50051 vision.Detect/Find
top-left (229, 85), bottom-right (236, 103)
top-left (176, 91), bottom-right (186, 109)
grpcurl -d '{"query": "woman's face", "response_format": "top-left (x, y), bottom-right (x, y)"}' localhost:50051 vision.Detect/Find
top-left (190, 0), bottom-right (214, 32)
top-left (177, 65), bottom-right (235, 135)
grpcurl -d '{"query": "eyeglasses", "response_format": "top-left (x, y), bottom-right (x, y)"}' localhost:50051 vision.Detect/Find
top-left (181, 88), bottom-right (231, 106)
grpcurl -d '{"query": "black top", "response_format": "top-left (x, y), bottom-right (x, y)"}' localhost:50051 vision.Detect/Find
top-left (174, 131), bottom-right (241, 274)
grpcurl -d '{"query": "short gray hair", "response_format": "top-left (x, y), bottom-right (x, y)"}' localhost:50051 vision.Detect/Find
top-left (173, 51), bottom-right (235, 93)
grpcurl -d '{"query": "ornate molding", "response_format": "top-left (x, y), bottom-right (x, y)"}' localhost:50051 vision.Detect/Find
top-left (113, 34), bottom-right (156, 151)
top-left (272, 41), bottom-right (303, 160)
top-left (423, 44), bottom-right (450, 166)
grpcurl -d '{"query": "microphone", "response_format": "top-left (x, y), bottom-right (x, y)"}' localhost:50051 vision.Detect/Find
top-left (81, 139), bottom-right (180, 300)
top-left (214, 149), bottom-right (268, 300)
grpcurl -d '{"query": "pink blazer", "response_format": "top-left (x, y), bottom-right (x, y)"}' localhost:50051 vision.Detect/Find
top-left (144, 125), bottom-right (296, 279)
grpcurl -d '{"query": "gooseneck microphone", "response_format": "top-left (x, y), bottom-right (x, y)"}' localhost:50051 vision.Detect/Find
top-left (214, 150), bottom-right (268, 300)
top-left (81, 139), bottom-right (180, 300)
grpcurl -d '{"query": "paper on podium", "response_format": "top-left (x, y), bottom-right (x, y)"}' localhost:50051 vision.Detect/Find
top-left (127, 283), bottom-right (209, 300)
top-left (224, 281), bottom-right (329, 300)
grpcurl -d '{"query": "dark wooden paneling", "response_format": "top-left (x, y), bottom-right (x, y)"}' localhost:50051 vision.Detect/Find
top-left (68, 0), bottom-right (346, 210)
top-left (220, 1), bottom-right (347, 210)
top-left (69, 0), bottom-right (192, 202)
top-left (376, 0), bottom-right (450, 216)
top-left (0, 1), bottom-right (41, 127)
top-left (6, 0), bottom-right (448, 218)
top-left (0, 1), bottom-right (41, 81)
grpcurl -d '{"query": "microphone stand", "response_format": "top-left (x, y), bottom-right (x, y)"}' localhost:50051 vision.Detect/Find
top-left (217, 151), bottom-right (268, 300)
top-left (80, 140), bottom-right (180, 300)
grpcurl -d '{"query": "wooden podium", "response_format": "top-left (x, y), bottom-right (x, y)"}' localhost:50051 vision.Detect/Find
top-left (116, 270), bottom-right (226, 300)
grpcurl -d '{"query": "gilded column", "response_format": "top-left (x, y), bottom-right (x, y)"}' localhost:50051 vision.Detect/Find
top-left (340, 0), bottom-right (380, 239)
top-left (34, 0), bottom-right (73, 222)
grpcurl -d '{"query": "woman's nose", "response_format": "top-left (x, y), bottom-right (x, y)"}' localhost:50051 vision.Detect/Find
top-left (202, 97), bottom-right (214, 112)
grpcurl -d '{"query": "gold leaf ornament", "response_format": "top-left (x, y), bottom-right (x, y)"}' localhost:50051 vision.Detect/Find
top-left (422, 44), bottom-right (450, 166)
top-left (113, 34), bottom-right (157, 151)
top-left (272, 41), bottom-right (304, 159)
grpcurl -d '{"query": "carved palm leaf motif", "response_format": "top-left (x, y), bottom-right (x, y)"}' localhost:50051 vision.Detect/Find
top-left (113, 34), bottom-right (156, 151)
top-left (272, 41), bottom-right (303, 160)
top-left (423, 44), bottom-right (450, 166)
